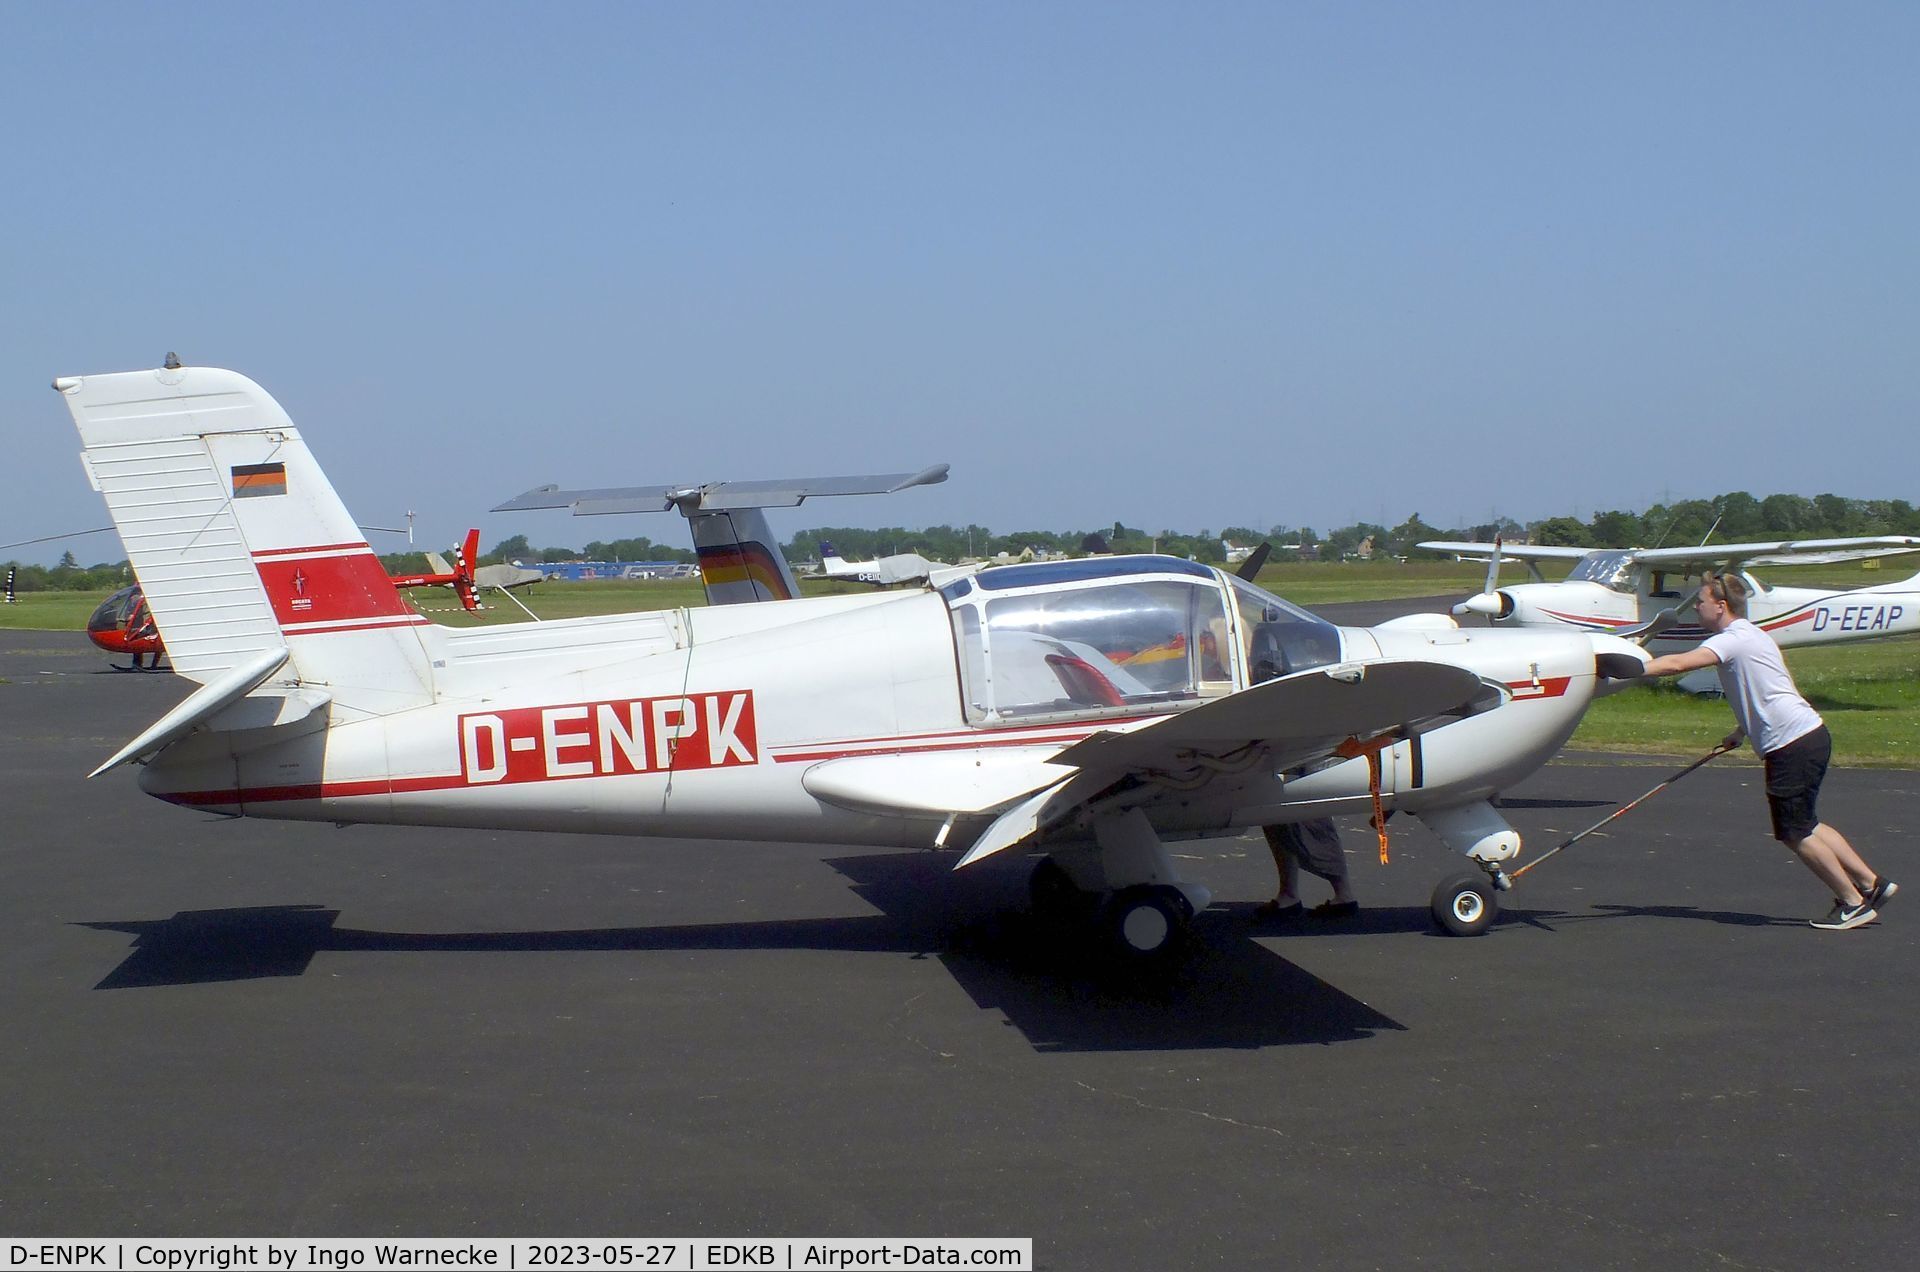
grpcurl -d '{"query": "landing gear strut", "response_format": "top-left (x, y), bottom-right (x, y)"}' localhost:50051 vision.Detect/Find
top-left (1026, 807), bottom-right (1210, 969)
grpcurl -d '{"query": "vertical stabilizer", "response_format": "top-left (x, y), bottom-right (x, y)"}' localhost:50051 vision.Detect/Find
top-left (686, 509), bottom-right (800, 604)
top-left (57, 365), bottom-right (434, 713)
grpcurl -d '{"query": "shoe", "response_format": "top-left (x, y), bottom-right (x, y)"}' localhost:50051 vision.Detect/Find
top-left (1309, 900), bottom-right (1360, 919)
top-left (1257, 898), bottom-right (1303, 919)
top-left (1810, 898), bottom-right (1877, 930)
top-left (1864, 878), bottom-right (1898, 913)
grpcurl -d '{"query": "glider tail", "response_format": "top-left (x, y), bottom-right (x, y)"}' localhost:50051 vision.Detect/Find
top-left (56, 365), bottom-right (435, 712)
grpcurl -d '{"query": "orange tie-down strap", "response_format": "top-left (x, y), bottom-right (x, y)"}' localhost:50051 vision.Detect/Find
top-left (1334, 734), bottom-right (1397, 863)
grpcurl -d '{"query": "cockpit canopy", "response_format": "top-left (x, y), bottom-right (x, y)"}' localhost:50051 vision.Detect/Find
top-left (941, 556), bottom-right (1342, 724)
top-left (1565, 551), bottom-right (1637, 593)
top-left (88, 584), bottom-right (144, 633)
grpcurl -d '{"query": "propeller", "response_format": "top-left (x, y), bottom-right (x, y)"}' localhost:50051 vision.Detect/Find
top-left (1234, 542), bottom-right (1273, 582)
top-left (1451, 535), bottom-right (1511, 623)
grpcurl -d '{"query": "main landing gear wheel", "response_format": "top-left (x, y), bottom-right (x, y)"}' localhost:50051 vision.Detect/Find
top-left (1104, 885), bottom-right (1194, 966)
top-left (1431, 871), bottom-right (1499, 937)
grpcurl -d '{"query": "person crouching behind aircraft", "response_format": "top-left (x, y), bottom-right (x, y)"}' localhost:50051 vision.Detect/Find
top-left (1642, 571), bottom-right (1896, 931)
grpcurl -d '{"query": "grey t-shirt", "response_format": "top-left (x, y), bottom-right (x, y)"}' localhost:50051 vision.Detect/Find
top-left (1701, 618), bottom-right (1823, 755)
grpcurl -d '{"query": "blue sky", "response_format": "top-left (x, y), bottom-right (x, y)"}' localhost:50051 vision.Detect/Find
top-left (5, 2), bottom-right (1916, 564)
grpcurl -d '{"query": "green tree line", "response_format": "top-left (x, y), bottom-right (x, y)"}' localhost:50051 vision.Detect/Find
top-left (11, 493), bottom-right (1919, 586)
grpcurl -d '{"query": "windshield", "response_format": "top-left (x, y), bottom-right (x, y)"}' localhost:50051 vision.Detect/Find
top-left (949, 574), bottom-right (1232, 722)
top-left (88, 586), bottom-right (142, 633)
top-left (1566, 551), bottom-right (1636, 592)
top-left (1227, 575), bottom-right (1344, 682)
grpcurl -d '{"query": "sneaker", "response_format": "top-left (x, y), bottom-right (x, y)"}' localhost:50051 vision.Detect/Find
top-left (1810, 898), bottom-right (1878, 930)
top-left (1864, 879), bottom-right (1898, 913)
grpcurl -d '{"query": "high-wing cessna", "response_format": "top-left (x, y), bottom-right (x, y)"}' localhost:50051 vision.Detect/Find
top-left (58, 364), bottom-right (1654, 964)
top-left (1424, 537), bottom-right (1920, 688)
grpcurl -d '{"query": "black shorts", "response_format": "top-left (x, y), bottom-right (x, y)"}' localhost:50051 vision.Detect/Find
top-left (1763, 725), bottom-right (1831, 844)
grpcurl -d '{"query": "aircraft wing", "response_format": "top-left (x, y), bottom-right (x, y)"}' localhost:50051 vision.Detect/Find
top-left (952, 659), bottom-right (1486, 867)
top-left (799, 659), bottom-right (1487, 865)
top-left (1627, 536), bottom-right (1920, 568)
top-left (1416, 540), bottom-right (1594, 562)
top-left (1046, 659), bottom-right (1483, 775)
top-left (494, 465), bottom-right (949, 516)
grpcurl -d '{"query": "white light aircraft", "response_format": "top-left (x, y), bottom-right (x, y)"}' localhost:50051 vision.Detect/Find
top-left (59, 365), bottom-right (1656, 964)
top-left (1423, 537), bottom-right (1920, 689)
top-left (814, 539), bottom-right (947, 586)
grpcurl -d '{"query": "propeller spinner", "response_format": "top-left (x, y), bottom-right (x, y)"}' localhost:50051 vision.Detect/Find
top-left (1451, 536), bottom-right (1513, 621)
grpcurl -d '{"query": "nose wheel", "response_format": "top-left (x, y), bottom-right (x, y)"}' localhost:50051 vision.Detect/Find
top-left (1431, 871), bottom-right (1500, 936)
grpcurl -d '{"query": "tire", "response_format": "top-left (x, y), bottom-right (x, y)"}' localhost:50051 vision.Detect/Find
top-left (1104, 885), bottom-right (1194, 965)
top-left (1431, 871), bottom-right (1499, 937)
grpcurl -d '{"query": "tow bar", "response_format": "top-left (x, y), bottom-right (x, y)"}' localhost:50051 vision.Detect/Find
top-left (1431, 741), bottom-right (1737, 936)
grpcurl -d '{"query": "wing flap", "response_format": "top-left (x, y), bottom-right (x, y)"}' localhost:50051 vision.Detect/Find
top-left (803, 747), bottom-right (1074, 817)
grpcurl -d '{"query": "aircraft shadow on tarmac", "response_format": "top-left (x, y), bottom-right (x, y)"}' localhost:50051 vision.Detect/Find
top-left (77, 852), bottom-right (1416, 1052)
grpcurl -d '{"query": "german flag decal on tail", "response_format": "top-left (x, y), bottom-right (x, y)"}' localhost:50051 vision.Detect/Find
top-left (232, 462), bottom-right (288, 498)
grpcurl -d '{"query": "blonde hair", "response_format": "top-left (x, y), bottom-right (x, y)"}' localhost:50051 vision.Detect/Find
top-left (1702, 570), bottom-right (1749, 619)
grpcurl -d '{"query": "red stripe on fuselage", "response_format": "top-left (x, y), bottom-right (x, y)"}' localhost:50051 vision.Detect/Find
top-left (157, 774), bottom-right (459, 807)
top-left (1503, 675), bottom-right (1573, 699)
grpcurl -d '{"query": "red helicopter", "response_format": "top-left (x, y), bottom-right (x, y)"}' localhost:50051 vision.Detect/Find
top-left (86, 584), bottom-right (167, 671)
top-left (87, 529), bottom-right (485, 671)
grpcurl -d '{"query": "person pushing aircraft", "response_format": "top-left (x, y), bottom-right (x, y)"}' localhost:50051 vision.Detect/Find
top-left (1637, 570), bottom-right (1896, 931)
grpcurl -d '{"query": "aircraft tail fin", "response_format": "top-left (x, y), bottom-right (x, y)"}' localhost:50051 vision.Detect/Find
top-left (57, 365), bottom-right (435, 712)
top-left (424, 550), bottom-right (455, 576)
top-left (687, 509), bottom-right (800, 604)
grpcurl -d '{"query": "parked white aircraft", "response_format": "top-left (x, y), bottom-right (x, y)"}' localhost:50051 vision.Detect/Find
top-left (814, 539), bottom-right (946, 586)
top-left (58, 364), bottom-right (1653, 963)
top-left (1222, 540), bottom-right (1255, 565)
top-left (1422, 538), bottom-right (1920, 688)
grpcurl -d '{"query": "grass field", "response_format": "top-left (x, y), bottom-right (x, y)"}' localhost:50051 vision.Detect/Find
top-left (8, 558), bottom-right (1913, 765)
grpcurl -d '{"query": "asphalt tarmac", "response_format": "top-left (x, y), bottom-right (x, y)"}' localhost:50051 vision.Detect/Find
top-left (2, 626), bottom-right (1914, 1268)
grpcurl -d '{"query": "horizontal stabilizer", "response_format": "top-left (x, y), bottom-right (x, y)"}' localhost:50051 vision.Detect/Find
top-left (495, 465), bottom-right (950, 516)
top-left (89, 648), bottom-right (289, 778)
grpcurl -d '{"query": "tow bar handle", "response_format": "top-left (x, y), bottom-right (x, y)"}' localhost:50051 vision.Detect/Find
top-left (1506, 742), bottom-right (1737, 882)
